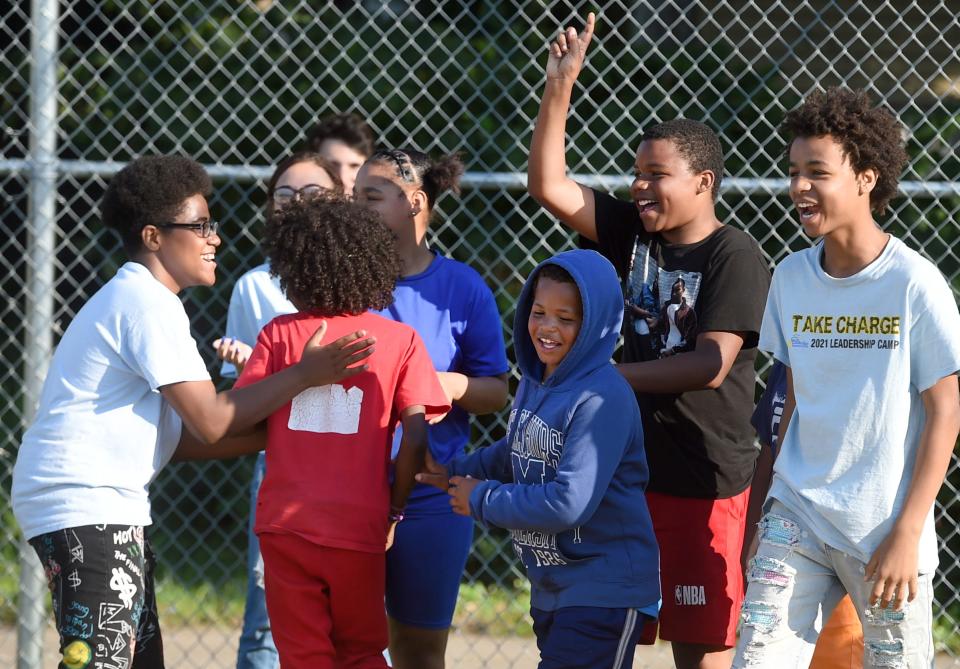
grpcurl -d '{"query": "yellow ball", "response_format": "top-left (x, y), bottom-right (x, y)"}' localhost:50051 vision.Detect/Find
top-left (62, 639), bottom-right (92, 669)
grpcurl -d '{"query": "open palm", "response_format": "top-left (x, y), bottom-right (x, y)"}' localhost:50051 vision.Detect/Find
top-left (545, 12), bottom-right (596, 82)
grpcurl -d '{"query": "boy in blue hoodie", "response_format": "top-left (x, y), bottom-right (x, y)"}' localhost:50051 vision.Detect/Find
top-left (417, 249), bottom-right (660, 669)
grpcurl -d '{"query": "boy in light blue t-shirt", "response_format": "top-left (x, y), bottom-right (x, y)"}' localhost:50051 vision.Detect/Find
top-left (734, 88), bottom-right (960, 669)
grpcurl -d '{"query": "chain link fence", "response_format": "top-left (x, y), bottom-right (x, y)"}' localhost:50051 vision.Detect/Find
top-left (2, 1), bottom-right (960, 667)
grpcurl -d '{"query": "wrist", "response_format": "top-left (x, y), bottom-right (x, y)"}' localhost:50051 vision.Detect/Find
top-left (543, 77), bottom-right (577, 95)
top-left (892, 518), bottom-right (923, 538)
top-left (388, 505), bottom-right (405, 523)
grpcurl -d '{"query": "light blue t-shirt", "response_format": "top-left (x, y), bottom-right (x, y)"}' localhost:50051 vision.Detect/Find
top-left (374, 252), bottom-right (510, 508)
top-left (13, 262), bottom-right (211, 539)
top-left (761, 236), bottom-right (960, 572)
top-left (221, 262), bottom-right (296, 378)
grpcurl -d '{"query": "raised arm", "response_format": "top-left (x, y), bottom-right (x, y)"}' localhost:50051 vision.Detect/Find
top-left (527, 12), bottom-right (599, 241)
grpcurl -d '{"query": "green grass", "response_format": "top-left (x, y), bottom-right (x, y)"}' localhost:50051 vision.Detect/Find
top-left (154, 577), bottom-right (246, 626)
top-left (452, 580), bottom-right (533, 637)
top-left (5, 571), bottom-right (960, 655)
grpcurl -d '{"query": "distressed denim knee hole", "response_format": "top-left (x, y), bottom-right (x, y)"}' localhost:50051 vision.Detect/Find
top-left (866, 639), bottom-right (905, 668)
top-left (758, 514), bottom-right (801, 547)
top-left (747, 555), bottom-right (795, 588)
top-left (739, 600), bottom-right (780, 635)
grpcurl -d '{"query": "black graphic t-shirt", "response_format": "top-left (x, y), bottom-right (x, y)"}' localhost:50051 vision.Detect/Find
top-left (591, 190), bottom-right (771, 498)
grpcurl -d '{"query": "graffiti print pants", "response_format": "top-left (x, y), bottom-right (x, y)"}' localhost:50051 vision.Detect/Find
top-left (30, 524), bottom-right (164, 669)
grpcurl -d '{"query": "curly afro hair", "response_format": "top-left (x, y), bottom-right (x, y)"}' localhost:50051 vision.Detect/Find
top-left (101, 155), bottom-right (212, 255)
top-left (304, 112), bottom-right (376, 158)
top-left (781, 88), bottom-right (908, 215)
top-left (264, 195), bottom-right (400, 316)
top-left (640, 119), bottom-right (724, 200)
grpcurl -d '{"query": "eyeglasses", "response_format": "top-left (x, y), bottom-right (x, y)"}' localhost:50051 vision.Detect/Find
top-left (155, 219), bottom-right (220, 238)
top-left (271, 184), bottom-right (328, 206)
top-left (372, 149), bottom-right (416, 183)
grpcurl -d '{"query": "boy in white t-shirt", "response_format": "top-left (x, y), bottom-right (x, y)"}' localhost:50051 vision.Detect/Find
top-left (12, 155), bottom-right (374, 669)
top-left (734, 89), bottom-right (960, 668)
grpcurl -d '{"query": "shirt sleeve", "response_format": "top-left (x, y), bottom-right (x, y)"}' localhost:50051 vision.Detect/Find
top-left (590, 189), bottom-right (640, 279)
top-left (448, 436), bottom-right (513, 483)
top-left (909, 267), bottom-right (960, 392)
top-left (395, 330), bottom-right (453, 421)
top-left (696, 244), bottom-right (771, 348)
top-left (234, 325), bottom-right (276, 390)
top-left (758, 265), bottom-right (790, 366)
top-left (122, 297), bottom-right (210, 391)
top-left (457, 279), bottom-right (510, 377)
top-left (468, 393), bottom-right (632, 533)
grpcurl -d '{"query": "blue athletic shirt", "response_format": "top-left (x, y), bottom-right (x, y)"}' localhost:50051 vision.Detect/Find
top-left (374, 251), bottom-right (510, 510)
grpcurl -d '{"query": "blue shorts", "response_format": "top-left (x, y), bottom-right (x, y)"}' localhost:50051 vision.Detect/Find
top-left (385, 488), bottom-right (474, 629)
top-left (531, 606), bottom-right (647, 669)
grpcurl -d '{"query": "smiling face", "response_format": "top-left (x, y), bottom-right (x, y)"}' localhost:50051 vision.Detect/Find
top-left (155, 193), bottom-right (220, 291)
top-left (788, 134), bottom-right (875, 238)
top-left (317, 139), bottom-right (368, 195)
top-left (630, 138), bottom-right (710, 239)
top-left (527, 274), bottom-right (583, 380)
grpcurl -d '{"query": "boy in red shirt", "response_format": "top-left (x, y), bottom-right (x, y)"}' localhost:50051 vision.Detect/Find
top-left (235, 196), bottom-right (450, 669)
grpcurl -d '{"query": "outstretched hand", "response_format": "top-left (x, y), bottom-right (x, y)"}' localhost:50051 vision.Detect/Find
top-left (298, 321), bottom-right (376, 387)
top-left (545, 12), bottom-right (595, 82)
top-left (212, 337), bottom-right (254, 373)
top-left (415, 450), bottom-right (449, 490)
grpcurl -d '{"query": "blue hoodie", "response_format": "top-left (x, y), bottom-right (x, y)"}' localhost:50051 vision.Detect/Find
top-left (450, 250), bottom-right (660, 613)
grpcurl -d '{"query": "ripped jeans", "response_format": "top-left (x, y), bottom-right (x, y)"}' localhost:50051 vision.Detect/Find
top-left (733, 500), bottom-right (934, 669)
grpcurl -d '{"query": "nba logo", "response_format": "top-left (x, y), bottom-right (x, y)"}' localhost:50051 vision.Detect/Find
top-left (675, 585), bottom-right (683, 606)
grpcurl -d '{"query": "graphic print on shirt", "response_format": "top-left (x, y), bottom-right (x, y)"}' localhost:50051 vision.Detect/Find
top-left (508, 409), bottom-right (576, 568)
top-left (787, 313), bottom-right (902, 351)
top-left (288, 385), bottom-right (363, 434)
top-left (624, 240), bottom-right (702, 359)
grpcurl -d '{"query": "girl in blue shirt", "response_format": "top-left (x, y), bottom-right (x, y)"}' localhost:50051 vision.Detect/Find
top-left (355, 149), bottom-right (510, 669)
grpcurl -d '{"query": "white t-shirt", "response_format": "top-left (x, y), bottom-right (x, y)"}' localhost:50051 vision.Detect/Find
top-left (761, 236), bottom-right (960, 573)
top-left (220, 262), bottom-right (295, 378)
top-left (13, 262), bottom-right (211, 539)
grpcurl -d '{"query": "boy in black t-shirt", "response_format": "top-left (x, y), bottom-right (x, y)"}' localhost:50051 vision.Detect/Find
top-left (527, 13), bottom-right (770, 669)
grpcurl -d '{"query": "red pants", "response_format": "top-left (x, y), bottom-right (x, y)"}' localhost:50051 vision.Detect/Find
top-left (259, 532), bottom-right (388, 669)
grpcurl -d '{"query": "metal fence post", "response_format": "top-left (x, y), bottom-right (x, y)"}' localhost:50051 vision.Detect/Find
top-left (18, 0), bottom-right (61, 667)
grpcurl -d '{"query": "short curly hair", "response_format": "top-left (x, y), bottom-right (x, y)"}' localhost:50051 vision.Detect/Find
top-left (263, 195), bottom-right (399, 315)
top-left (304, 112), bottom-right (376, 158)
top-left (101, 155), bottom-right (212, 255)
top-left (781, 88), bottom-right (907, 214)
top-left (640, 119), bottom-right (724, 200)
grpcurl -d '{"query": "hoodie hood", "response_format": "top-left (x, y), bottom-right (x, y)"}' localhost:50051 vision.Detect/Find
top-left (515, 249), bottom-right (623, 387)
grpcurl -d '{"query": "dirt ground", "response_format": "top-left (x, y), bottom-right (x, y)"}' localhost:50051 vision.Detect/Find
top-left (0, 623), bottom-right (674, 668)
top-left (2, 624), bottom-right (958, 668)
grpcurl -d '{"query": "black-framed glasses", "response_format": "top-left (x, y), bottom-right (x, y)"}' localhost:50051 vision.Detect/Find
top-left (155, 219), bottom-right (219, 238)
top-left (271, 184), bottom-right (328, 206)
top-left (372, 149), bottom-right (416, 183)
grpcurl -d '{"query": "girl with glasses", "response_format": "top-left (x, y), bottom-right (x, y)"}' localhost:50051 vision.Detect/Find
top-left (354, 149), bottom-right (510, 669)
